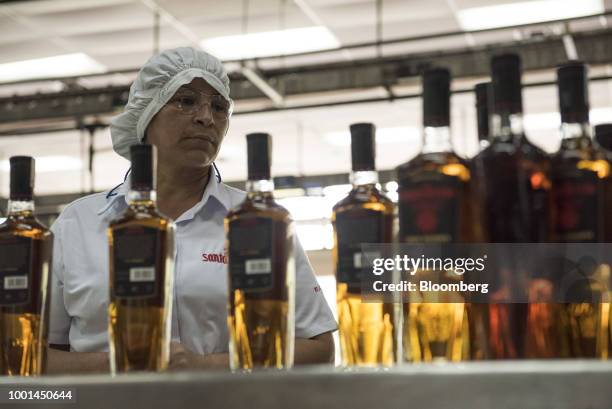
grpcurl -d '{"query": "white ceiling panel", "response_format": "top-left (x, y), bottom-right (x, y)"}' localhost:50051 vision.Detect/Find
top-left (23, 2), bottom-right (155, 37)
top-left (63, 26), bottom-right (188, 56)
top-left (1, 0), bottom-right (134, 16)
top-left (156, 0), bottom-right (287, 22)
top-left (0, 40), bottom-right (67, 64)
top-left (0, 16), bottom-right (41, 45)
top-left (189, 11), bottom-right (314, 40)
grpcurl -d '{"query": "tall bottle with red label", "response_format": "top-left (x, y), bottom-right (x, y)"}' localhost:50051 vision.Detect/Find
top-left (226, 133), bottom-right (295, 370)
top-left (551, 61), bottom-right (611, 358)
top-left (332, 123), bottom-right (396, 366)
top-left (108, 144), bottom-right (175, 373)
top-left (397, 68), bottom-right (473, 362)
top-left (0, 157), bottom-right (53, 376)
top-left (472, 54), bottom-right (553, 359)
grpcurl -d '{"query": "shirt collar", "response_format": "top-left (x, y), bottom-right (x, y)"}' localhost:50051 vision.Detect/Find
top-left (97, 167), bottom-right (232, 218)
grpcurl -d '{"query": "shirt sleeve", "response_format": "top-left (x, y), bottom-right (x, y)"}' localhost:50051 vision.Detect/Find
top-left (48, 219), bottom-right (71, 345)
top-left (294, 235), bottom-right (337, 339)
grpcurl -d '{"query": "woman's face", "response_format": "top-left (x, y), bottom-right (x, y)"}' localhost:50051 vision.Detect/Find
top-left (146, 78), bottom-right (230, 170)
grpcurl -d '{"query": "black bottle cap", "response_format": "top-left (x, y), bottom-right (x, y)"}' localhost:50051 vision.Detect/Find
top-left (349, 123), bottom-right (376, 171)
top-left (130, 144), bottom-right (156, 190)
top-left (9, 156), bottom-right (34, 200)
top-left (475, 82), bottom-right (492, 141)
top-left (595, 123), bottom-right (612, 151)
top-left (557, 61), bottom-right (589, 124)
top-left (247, 133), bottom-right (271, 181)
top-left (491, 53), bottom-right (523, 115)
top-left (422, 68), bottom-right (451, 127)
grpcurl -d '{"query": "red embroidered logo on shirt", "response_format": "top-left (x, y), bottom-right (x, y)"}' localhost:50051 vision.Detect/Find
top-left (202, 253), bottom-right (228, 264)
top-left (314, 286), bottom-right (321, 293)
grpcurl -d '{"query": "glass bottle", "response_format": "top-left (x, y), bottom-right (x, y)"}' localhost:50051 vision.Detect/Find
top-left (226, 133), bottom-right (295, 370)
top-left (550, 61), bottom-right (611, 358)
top-left (397, 68), bottom-right (473, 362)
top-left (108, 144), bottom-right (175, 373)
top-left (0, 156), bottom-right (53, 376)
top-left (472, 53), bottom-right (553, 359)
top-left (332, 123), bottom-right (397, 366)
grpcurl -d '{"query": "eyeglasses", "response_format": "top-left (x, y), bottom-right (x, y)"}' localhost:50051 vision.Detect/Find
top-left (167, 87), bottom-right (233, 118)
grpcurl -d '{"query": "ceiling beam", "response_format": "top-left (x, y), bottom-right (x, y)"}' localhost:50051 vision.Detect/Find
top-left (2, 28), bottom-right (612, 127)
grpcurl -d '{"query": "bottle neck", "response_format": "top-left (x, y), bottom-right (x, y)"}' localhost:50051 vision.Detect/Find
top-left (422, 126), bottom-right (452, 154)
top-left (560, 122), bottom-right (592, 149)
top-left (7, 199), bottom-right (34, 217)
top-left (491, 113), bottom-right (524, 142)
top-left (350, 170), bottom-right (378, 187)
top-left (127, 189), bottom-right (156, 207)
top-left (246, 179), bottom-right (275, 198)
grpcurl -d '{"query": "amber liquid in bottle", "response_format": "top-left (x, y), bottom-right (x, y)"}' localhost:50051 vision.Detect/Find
top-left (397, 69), bottom-right (473, 362)
top-left (0, 156), bottom-right (52, 376)
top-left (108, 145), bottom-right (175, 373)
top-left (397, 144), bottom-right (473, 362)
top-left (226, 133), bottom-right (295, 370)
top-left (551, 123), bottom-right (611, 359)
top-left (333, 123), bottom-right (397, 366)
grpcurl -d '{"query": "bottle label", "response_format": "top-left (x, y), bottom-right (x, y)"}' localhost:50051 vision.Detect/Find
top-left (229, 217), bottom-right (274, 291)
top-left (335, 209), bottom-right (383, 290)
top-left (554, 169), bottom-right (600, 242)
top-left (399, 174), bottom-right (460, 243)
top-left (112, 226), bottom-right (159, 298)
top-left (0, 236), bottom-right (32, 306)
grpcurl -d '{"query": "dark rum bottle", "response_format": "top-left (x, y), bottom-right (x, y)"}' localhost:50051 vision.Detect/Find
top-left (397, 68), bottom-right (472, 362)
top-left (226, 133), bottom-right (295, 370)
top-left (332, 123), bottom-right (396, 367)
top-left (108, 144), bottom-right (175, 373)
top-left (472, 53), bottom-right (553, 359)
top-left (551, 61), bottom-right (611, 358)
top-left (0, 156), bottom-right (53, 376)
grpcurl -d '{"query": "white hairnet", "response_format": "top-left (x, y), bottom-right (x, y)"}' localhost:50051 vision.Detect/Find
top-left (110, 46), bottom-right (232, 160)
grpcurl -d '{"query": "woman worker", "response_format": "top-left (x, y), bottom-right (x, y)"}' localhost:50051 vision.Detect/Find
top-left (47, 47), bottom-right (336, 373)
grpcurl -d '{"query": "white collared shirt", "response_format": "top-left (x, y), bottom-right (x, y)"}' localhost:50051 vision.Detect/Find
top-left (49, 173), bottom-right (337, 353)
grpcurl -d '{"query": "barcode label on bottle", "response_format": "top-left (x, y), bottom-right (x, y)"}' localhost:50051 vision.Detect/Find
top-left (336, 210), bottom-right (384, 290)
top-left (229, 217), bottom-right (275, 291)
top-left (4, 276), bottom-right (28, 290)
top-left (245, 259), bottom-right (271, 275)
top-left (129, 267), bottom-right (155, 282)
top-left (0, 236), bottom-right (32, 305)
top-left (112, 226), bottom-right (159, 298)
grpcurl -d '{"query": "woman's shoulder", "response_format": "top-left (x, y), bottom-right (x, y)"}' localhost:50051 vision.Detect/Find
top-left (52, 190), bottom-right (117, 228)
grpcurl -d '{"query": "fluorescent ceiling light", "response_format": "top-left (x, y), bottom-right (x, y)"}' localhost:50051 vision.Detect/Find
top-left (0, 156), bottom-right (83, 173)
top-left (457, 0), bottom-right (604, 31)
top-left (325, 126), bottom-right (420, 147)
top-left (201, 26), bottom-right (339, 60)
top-left (0, 53), bottom-right (106, 83)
